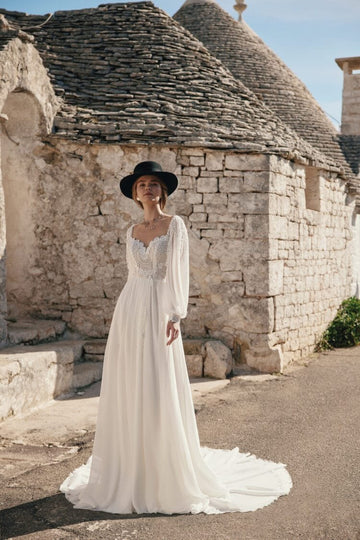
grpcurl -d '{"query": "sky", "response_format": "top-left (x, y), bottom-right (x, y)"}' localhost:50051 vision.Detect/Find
top-left (1, 0), bottom-right (359, 129)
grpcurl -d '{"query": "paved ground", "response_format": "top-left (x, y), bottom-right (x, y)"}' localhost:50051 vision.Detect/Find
top-left (0, 348), bottom-right (359, 540)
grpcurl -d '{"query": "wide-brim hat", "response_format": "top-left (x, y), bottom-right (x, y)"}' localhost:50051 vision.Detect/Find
top-left (120, 161), bottom-right (178, 199)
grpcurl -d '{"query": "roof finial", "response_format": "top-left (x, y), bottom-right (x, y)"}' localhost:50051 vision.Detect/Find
top-left (234, 0), bottom-right (247, 21)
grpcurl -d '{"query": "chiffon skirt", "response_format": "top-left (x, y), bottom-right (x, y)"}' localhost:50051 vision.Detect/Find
top-left (60, 276), bottom-right (292, 514)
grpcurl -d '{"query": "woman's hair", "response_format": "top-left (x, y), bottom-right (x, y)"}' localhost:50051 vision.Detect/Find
top-left (132, 176), bottom-right (168, 210)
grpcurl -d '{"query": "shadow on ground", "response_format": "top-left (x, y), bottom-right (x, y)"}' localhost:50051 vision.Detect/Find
top-left (0, 493), bottom-right (170, 539)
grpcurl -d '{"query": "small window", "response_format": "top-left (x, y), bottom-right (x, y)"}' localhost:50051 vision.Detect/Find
top-left (305, 166), bottom-right (320, 211)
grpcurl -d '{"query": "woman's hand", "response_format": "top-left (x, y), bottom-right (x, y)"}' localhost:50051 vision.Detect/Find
top-left (166, 320), bottom-right (180, 346)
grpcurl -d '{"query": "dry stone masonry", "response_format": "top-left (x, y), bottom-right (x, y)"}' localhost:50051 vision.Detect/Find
top-left (0, 0), bottom-right (359, 375)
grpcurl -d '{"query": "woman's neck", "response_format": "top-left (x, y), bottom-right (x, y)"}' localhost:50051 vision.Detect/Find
top-left (142, 204), bottom-right (164, 223)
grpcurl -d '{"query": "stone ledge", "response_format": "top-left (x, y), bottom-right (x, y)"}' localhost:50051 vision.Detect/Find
top-left (0, 340), bottom-right (85, 422)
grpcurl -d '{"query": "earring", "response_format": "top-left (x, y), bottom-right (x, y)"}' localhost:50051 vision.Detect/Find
top-left (136, 197), bottom-right (140, 201)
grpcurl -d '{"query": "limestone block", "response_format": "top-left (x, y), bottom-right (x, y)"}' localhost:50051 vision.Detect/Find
top-left (0, 342), bottom-right (81, 421)
top-left (229, 192), bottom-right (269, 214)
top-left (183, 338), bottom-right (206, 355)
top-left (182, 166), bottom-right (199, 177)
top-left (181, 148), bottom-right (204, 156)
top-left (185, 354), bottom-right (203, 377)
top-left (169, 188), bottom-right (192, 216)
top-left (84, 339), bottom-right (106, 355)
top-left (201, 229), bottom-right (223, 238)
top-left (244, 344), bottom-right (283, 373)
top-left (221, 270), bottom-right (243, 282)
top-left (245, 215), bottom-right (269, 238)
top-left (189, 156), bottom-right (204, 166)
top-left (228, 297), bottom-right (274, 334)
top-left (100, 198), bottom-right (116, 215)
top-left (269, 156), bottom-right (295, 177)
top-left (96, 146), bottom-right (124, 172)
top-left (210, 281), bottom-right (245, 307)
top-left (207, 211), bottom-right (238, 222)
top-left (180, 176), bottom-right (196, 192)
top-left (225, 154), bottom-right (269, 171)
top-left (243, 260), bottom-right (283, 297)
top-left (69, 280), bottom-right (105, 299)
top-left (103, 279), bottom-right (122, 299)
top-left (208, 239), bottom-right (269, 271)
top-left (70, 307), bottom-right (107, 337)
top-left (148, 149), bottom-right (178, 174)
top-left (203, 193), bottom-right (228, 205)
top-left (219, 177), bottom-right (243, 193)
top-left (187, 191), bottom-right (203, 204)
top-left (205, 152), bottom-right (224, 171)
top-left (270, 216), bottom-right (288, 239)
top-left (269, 172), bottom-right (287, 195)
top-left (189, 212), bottom-right (207, 222)
top-left (288, 221), bottom-right (299, 240)
top-left (72, 361), bottom-right (103, 389)
top-left (223, 227), bottom-right (245, 239)
top-left (197, 177), bottom-right (218, 193)
top-left (204, 340), bottom-right (233, 379)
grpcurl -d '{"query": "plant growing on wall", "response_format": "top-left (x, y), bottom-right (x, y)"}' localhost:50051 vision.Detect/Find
top-left (316, 297), bottom-right (360, 350)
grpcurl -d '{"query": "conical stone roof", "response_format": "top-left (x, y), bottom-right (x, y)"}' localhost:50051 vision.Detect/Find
top-left (339, 136), bottom-right (360, 176)
top-left (174, 0), bottom-right (353, 177)
top-left (0, 2), bottom-right (337, 166)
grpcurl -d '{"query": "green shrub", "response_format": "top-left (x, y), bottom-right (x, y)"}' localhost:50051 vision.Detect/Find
top-left (316, 297), bottom-right (360, 351)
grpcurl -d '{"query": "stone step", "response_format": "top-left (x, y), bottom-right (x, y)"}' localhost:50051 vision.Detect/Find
top-left (0, 339), bottom-right (85, 422)
top-left (72, 361), bottom-right (103, 390)
top-left (7, 318), bottom-right (67, 346)
top-left (82, 337), bottom-right (233, 379)
top-left (83, 339), bottom-right (107, 362)
top-left (0, 334), bottom-right (234, 422)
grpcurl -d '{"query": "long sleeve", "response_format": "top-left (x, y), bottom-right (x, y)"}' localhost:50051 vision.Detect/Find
top-left (165, 215), bottom-right (189, 321)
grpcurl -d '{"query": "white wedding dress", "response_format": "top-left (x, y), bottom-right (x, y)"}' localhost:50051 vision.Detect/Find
top-left (60, 215), bottom-right (292, 514)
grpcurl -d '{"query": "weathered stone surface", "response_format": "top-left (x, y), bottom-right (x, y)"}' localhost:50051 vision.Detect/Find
top-left (174, 1), bottom-right (353, 177)
top-left (83, 339), bottom-right (107, 355)
top-left (244, 345), bottom-right (283, 374)
top-left (0, 340), bottom-right (85, 421)
top-left (72, 361), bottom-right (103, 389)
top-left (183, 338), bottom-right (206, 355)
top-left (185, 354), bottom-right (203, 377)
top-left (0, 4), bottom-right (318, 157)
top-left (7, 319), bottom-right (66, 345)
top-left (203, 340), bottom-right (233, 379)
top-left (0, 2), bottom-right (356, 375)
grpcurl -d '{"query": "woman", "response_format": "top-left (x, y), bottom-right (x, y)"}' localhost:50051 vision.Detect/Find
top-left (60, 161), bottom-right (292, 514)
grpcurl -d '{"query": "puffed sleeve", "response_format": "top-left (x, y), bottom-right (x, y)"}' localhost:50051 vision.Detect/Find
top-left (164, 215), bottom-right (189, 321)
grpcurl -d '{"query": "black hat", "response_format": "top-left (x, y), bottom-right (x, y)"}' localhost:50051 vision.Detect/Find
top-left (119, 161), bottom-right (178, 199)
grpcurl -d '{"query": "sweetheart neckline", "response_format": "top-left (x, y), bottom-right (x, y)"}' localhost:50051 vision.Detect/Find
top-left (131, 233), bottom-right (168, 250)
top-left (130, 216), bottom-right (175, 250)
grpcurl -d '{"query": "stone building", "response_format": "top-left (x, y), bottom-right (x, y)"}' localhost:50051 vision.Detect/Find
top-left (0, 0), bottom-right (359, 375)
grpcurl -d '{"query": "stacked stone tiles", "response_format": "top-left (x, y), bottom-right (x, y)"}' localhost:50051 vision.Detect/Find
top-left (0, 4), bottom-right (339, 168)
top-left (339, 136), bottom-right (360, 176)
top-left (174, 1), bottom-right (355, 183)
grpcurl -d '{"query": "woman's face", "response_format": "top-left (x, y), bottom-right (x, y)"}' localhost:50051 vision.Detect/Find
top-left (135, 175), bottom-right (162, 205)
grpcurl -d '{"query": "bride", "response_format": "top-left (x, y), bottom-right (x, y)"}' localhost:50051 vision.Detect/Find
top-left (60, 160), bottom-right (292, 514)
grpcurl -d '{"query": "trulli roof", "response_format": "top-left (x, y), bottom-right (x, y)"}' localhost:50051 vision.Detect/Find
top-left (0, 2), bottom-right (340, 169)
top-left (174, 0), bottom-right (354, 179)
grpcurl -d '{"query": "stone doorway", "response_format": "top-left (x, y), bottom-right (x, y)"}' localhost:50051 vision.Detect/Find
top-left (0, 89), bottom-right (43, 324)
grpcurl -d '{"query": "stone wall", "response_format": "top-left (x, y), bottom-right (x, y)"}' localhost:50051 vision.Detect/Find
top-left (0, 138), bottom-right (355, 371)
top-left (267, 156), bottom-right (354, 368)
top-left (0, 37), bottom-right (59, 339)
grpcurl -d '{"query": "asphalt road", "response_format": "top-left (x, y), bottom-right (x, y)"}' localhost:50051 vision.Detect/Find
top-left (0, 348), bottom-right (359, 540)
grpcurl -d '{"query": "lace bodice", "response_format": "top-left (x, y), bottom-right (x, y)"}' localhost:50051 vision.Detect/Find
top-left (125, 215), bottom-right (189, 321)
top-left (126, 222), bottom-right (172, 280)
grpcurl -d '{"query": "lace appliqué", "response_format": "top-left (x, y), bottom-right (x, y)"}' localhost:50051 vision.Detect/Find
top-left (126, 218), bottom-right (176, 280)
